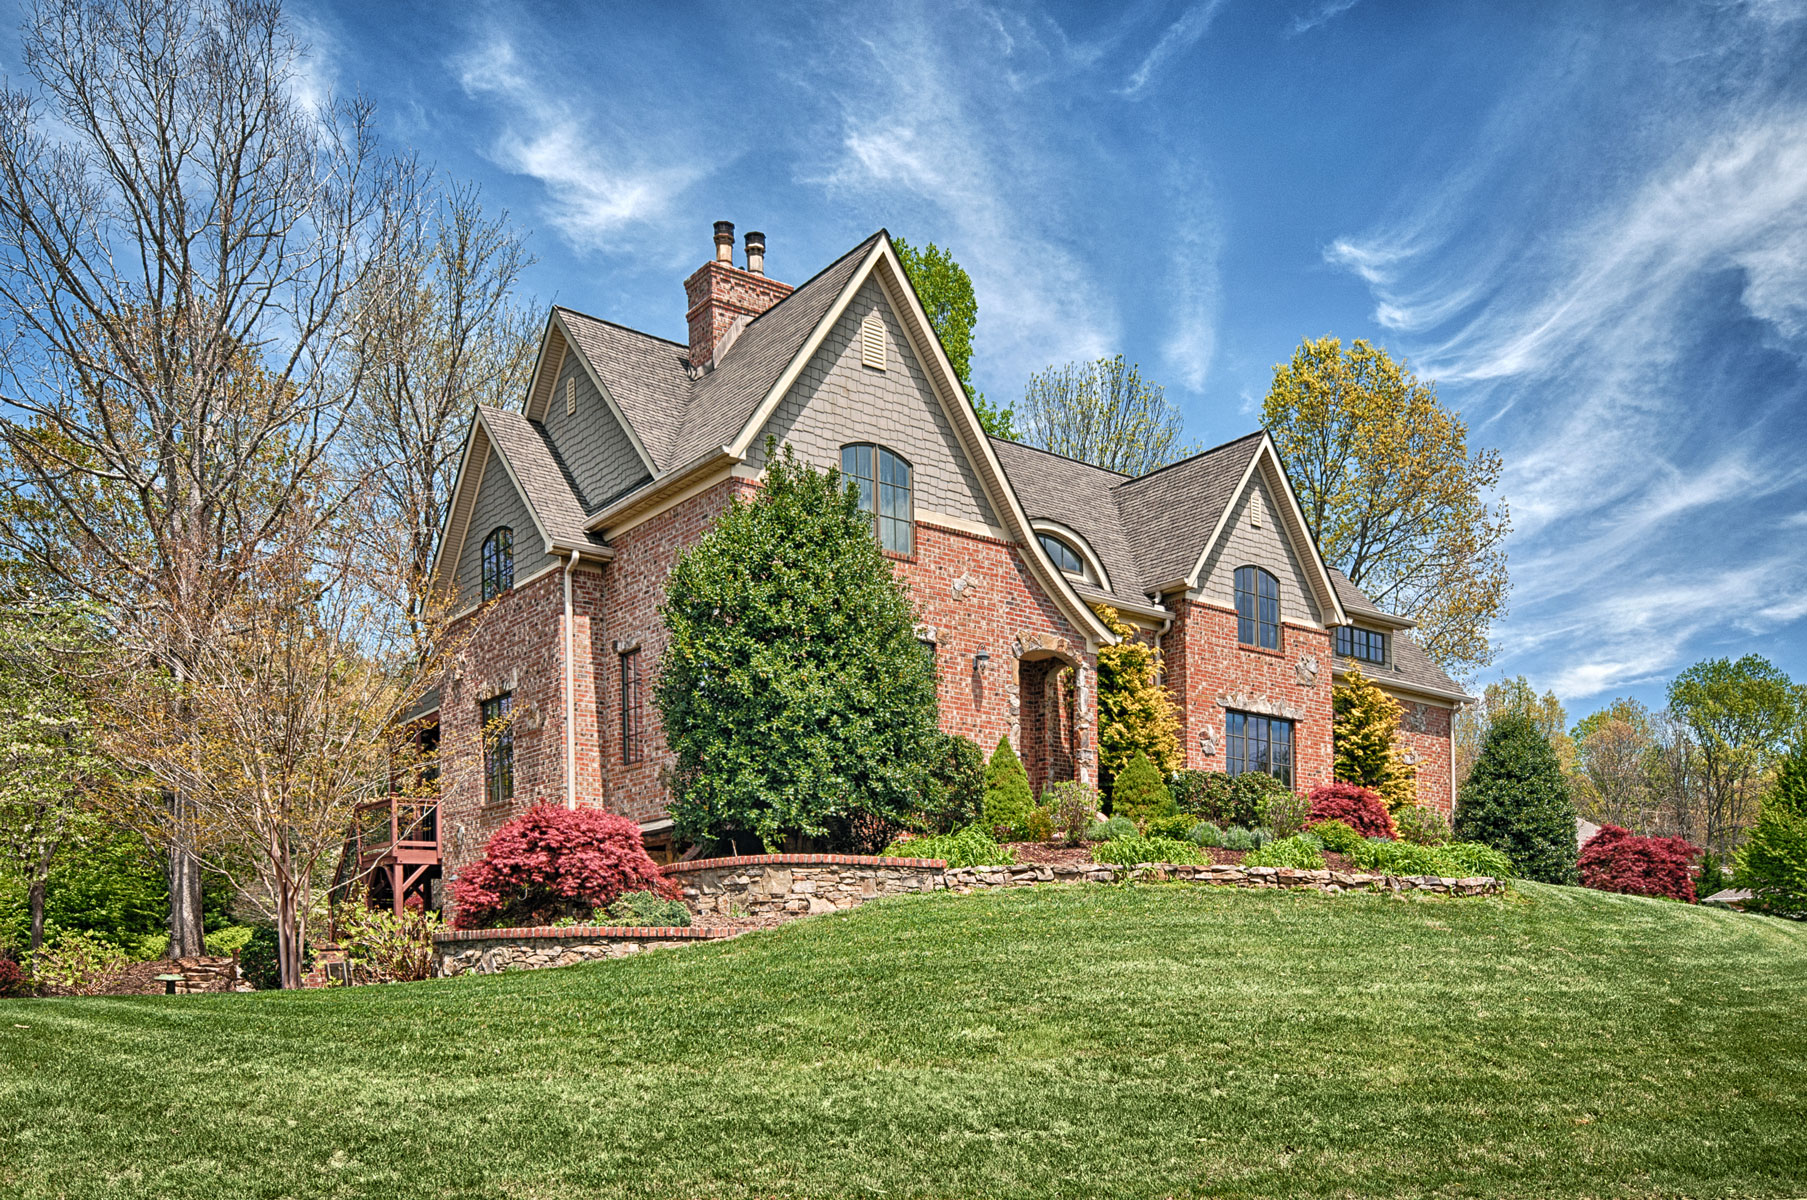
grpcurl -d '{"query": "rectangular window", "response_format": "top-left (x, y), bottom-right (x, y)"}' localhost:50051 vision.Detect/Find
top-left (1335, 625), bottom-right (1387, 664)
top-left (481, 694), bottom-right (513, 805)
top-left (1225, 710), bottom-right (1294, 788)
top-left (620, 649), bottom-right (644, 765)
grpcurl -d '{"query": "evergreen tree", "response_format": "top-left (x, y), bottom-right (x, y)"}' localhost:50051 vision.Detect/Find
top-left (657, 442), bottom-right (940, 851)
top-left (1094, 604), bottom-right (1181, 781)
top-left (1766, 740), bottom-right (1807, 818)
top-left (1110, 751), bottom-right (1176, 823)
top-left (1455, 713), bottom-right (1578, 884)
top-left (1737, 741), bottom-right (1807, 917)
top-left (982, 737), bottom-right (1035, 837)
top-left (1333, 667), bottom-right (1417, 810)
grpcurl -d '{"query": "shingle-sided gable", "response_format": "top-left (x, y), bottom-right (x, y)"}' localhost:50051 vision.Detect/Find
top-left (553, 309), bottom-right (692, 471)
top-left (1112, 434), bottom-right (1264, 591)
top-left (539, 340), bottom-right (654, 510)
top-left (453, 441), bottom-right (549, 608)
top-left (1195, 469), bottom-right (1326, 626)
top-left (751, 276), bottom-right (997, 528)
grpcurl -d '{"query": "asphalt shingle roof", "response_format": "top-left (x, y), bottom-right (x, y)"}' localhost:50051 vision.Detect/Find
top-left (1113, 433), bottom-right (1265, 589)
top-left (479, 407), bottom-right (610, 551)
top-left (987, 438), bottom-right (1145, 606)
top-left (553, 310), bottom-right (692, 470)
top-left (1328, 569), bottom-right (1468, 699)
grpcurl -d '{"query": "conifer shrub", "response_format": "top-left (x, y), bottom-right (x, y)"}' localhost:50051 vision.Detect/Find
top-left (1242, 836), bottom-right (1326, 870)
top-left (1110, 751), bottom-right (1176, 822)
top-left (1577, 825), bottom-right (1699, 902)
top-left (1333, 666), bottom-right (1417, 810)
top-left (982, 737), bottom-right (1036, 838)
top-left (1309, 818), bottom-right (1364, 855)
top-left (1737, 745), bottom-right (1807, 917)
top-left (882, 825), bottom-right (1014, 868)
top-left (1090, 836), bottom-right (1203, 866)
top-left (1455, 714), bottom-right (1579, 884)
top-left (1394, 805), bottom-right (1453, 846)
top-left (451, 804), bottom-right (679, 930)
top-left (1262, 789), bottom-right (1312, 839)
top-left (1306, 783), bottom-right (1397, 840)
top-left (1093, 604), bottom-right (1181, 777)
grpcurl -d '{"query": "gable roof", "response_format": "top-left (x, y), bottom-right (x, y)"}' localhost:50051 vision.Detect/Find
top-left (1114, 433), bottom-right (1265, 590)
top-left (552, 309), bottom-right (691, 470)
top-left (988, 438), bottom-right (1146, 606)
top-left (1329, 570), bottom-right (1468, 702)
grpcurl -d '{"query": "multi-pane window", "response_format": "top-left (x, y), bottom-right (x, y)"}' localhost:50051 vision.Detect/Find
top-left (620, 649), bottom-right (644, 765)
top-left (1234, 565), bottom-right (1280, 649)
top-left (1225, 711), bottom-right (1293, 788)
top-left (481, 527), bottom-right (514, 601)
top-left (841, 443), bottom-right (913, 555)
top-left (481, 694), bottom-right (513, 805)
top-left (1038, 533), bottom-right (1086, 578)
top-left (1335, 625), bottom-right (1387, 664)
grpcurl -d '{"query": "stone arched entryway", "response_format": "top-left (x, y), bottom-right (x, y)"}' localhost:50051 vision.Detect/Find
top-left (1016, 640), bottom-right (1083, 798)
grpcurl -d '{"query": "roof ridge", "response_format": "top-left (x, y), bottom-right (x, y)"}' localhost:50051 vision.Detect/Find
top-left (1114, 429), bottom-right (1266, 492)
top-left (552, 305), bottom-right (688, 349)
top-left (988, 435), bottom-right (1131, 479)
top-left (731, 230), bottom-right (885, 340)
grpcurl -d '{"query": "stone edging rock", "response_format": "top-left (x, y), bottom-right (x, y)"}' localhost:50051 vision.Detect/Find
top-left (942, 860), bottom-right (1504, 896)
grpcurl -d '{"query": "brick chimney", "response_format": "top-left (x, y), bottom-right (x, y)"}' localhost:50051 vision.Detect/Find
top-left (685, 221), bottom-right (792, 369)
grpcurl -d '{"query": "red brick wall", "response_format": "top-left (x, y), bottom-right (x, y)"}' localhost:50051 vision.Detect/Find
top-left (684, 261), bottom-right (793, 366)
top-left (1161, 598), bottom-right (1334, 792)
top-left (1395, 700), bottom-right (1456, 816)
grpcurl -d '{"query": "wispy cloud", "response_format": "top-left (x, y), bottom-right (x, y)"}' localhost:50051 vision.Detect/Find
top-left (1119, 0), bottom-right (1226, 99)
top-left (1162, 162), bottom-right (1223, 390)
top-left (1289, 0), bottom-right (1362, 36)
top-left (453, 31), bottom-right (704, 251)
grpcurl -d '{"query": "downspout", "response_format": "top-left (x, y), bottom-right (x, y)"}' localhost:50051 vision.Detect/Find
top-left (563, 552), bottom-right (579, 810)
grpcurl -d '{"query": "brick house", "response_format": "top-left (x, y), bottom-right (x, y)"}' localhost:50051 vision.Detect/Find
top-left (393, 223), bottom-right (1466, 906)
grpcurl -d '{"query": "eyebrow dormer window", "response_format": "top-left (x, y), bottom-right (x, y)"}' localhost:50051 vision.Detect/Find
top-left (841, 443), bottom-right (913, 555)
top-left (1036, 532), bottom-right (1097, 586)
top-left (1335, 625), bottom-right (1387, 664)
top-left (481, 527), bottom-right (514, 601)
top-left (1234, 565), bottom-right (1280, 649)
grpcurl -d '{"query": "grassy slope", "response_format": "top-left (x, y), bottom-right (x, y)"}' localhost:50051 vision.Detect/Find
top-left (2, 883), bottom-right (1804, 1200)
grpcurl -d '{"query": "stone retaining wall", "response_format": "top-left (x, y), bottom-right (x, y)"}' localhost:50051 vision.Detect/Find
top-left (666, 853), bottom-right (947, 918)
top-left (434, 925), bottom-right (734, 977)
top-left (943, 860), bottom-right (1504, 896)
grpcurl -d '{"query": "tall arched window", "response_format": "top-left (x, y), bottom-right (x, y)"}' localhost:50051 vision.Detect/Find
top-left (481, 527), bottom-right (514, 601)
top-left (841, 443), bottom-right (913, 555)
top-left (1234, 565), bottom-right (1280, 649)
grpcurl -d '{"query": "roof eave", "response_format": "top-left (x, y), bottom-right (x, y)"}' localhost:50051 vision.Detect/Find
top-left (1330, 661), bottom-right (1473, 705)
top-left (583, 446), bottom-right (743, 533)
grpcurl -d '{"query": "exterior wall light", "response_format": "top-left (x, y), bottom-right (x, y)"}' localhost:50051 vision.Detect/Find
top-left (973, 649), bottom-right (991, 674)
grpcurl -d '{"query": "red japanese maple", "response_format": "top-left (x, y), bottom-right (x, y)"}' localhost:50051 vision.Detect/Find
top-left (1578, 825), bottom-right (1699, 903)
top-left (1305, 783), bottom-right (1397, 840)
top-left (450, 803), bottom-right (680, 929)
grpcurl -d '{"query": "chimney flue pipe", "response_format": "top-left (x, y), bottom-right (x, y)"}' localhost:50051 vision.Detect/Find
top-left (713, 220), bottom-right (735, 264)
top-left (744, 231), bottom-right (766, 275)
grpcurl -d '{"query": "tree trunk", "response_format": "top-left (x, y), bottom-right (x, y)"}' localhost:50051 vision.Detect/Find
top-left (27, 876), bottom-right (46, 955)
top-left (276, 886), bottom-right (301, 990)
top-left (167, 839), bottom-right (206, 958)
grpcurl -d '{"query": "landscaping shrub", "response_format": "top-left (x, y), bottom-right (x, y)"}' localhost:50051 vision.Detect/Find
top-left (1578, 825), bottom-right (1699, 903)
top-left (1145, 813), bottom-right (1195, 841)
top-left (1024, 805), bottom-right (1055, 843)
top-left (1188, 821), bottom-right (1224, 848)
top-left (1170, 770), bottom-right (1243, 824)
top-left (1310, 819), bottom-right (1364, 855)
top-left (1348, 839), bottom-right (1514, 880)
top-left (240, 924), bottom-right (314, 990)
top-left (1110, 752), bottom-right (1176, 822)
top-left (1084, 816), bottom-right (1138, 843)
top-left (1093, 603), bottom-right (1181, 778)
top-left (602, 890), bottom-right (693, 928)
top-left (1306, 782), bottom-right (1397, 839)
top-left (1263, 788), bottom-right (1312, 839)
top-left (1228, 772), bottom-right (1291, 828)
top-left (336, 904), bottom-right (443, 984)
top-left (1394, 805), bottom-right (1453, 846)
top-left (30, 929), bottom-right (127, 996)
top-left (920, 732), bottom-right (986, 833)
top-left (204, 925), bottom-right (256, 957)
top-left (1456, 714), bottom-right (1579, 884)
top-left (1438, 841), bottom-right (1516, 880)
top-left (1220, 826), bottom-right (1260, 851)
top-left (882, 825), bottom-right (1015, 868)
top-left (451, 804), bottom-right (679, 930)
top-left (1044, 781), bottom-right (1098, 845)
top-left (1333, 666), bottom-right (1417, 810)
top-left (982, 738), bottom-right (1036, 838)
top-left (1242, 836), bottom-right (1326, 870)
top-left (1090, 836), bottom-right (1203, 866)
top-left (1737, 751), bottom-right (1807, 918)
top-left (0, 956), bottom-right (36, 998)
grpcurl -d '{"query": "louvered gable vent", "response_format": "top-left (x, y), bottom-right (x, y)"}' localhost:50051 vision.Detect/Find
top-left (860, 312), bottom-right (886, 371)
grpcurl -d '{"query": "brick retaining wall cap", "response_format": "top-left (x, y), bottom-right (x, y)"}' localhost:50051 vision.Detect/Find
top-left (664, 853), bottom-right (946, 874)
top-left (435, 925), bottom-right (736, 943)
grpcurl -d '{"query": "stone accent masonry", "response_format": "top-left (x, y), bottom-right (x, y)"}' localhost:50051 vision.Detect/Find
top-left (433, 854), bottom-right (1504, 977)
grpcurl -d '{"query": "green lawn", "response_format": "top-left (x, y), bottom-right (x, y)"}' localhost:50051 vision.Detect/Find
top-left (3, 883), bottom-right (1804, 1200)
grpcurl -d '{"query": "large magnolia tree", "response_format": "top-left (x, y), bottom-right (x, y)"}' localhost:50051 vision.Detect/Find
top-left (1263, 336), bottom-right (1509, 676)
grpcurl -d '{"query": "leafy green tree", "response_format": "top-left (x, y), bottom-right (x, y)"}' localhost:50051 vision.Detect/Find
top-left (921, 732), bottom-right (986, 834)
top-left (1093, 604), bottom-right (1179, 781)
top-left (1455, 714), bottom-right (1578, 884)
top-left (1456, 676), bottom-right (1573, 785)
top-left (657, 443), bottom-right (940, 851)
top-left (1264, 337), bottom-right (1510, 675)
top-left (1668, 656), bottom-right (1805, 858)
top-left (1110, 752), bottom-right (1176, 823)
top-left (1018, 356), bottom-right (1194, 476)
top-left (1332, 666), bottom-right (1416, 811)
top-left (982, 737), bottom-right (1035, 837)
top-left (1571, 698), bottom-right (1660, 832)
top-left (893, 236), bottom-right (1014, 438)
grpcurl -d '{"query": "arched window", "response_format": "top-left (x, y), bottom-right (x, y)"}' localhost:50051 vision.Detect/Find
top-left (841, 444), bottom-right (913, 555)
top-left (1038, 533), bottom-right (1084, 576)
top-left (1234, 565), bottom-right (1280, 649)
top-left (481, 527), bottom-right (514, 601)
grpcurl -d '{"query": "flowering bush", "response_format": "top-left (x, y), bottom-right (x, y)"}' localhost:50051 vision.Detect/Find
top-left (451, 804), bottom-right (680, 929)
top-left (1306, 783), bottom-right (1397, 840)
top-left (1579, 825), bottom-right (1698, 903)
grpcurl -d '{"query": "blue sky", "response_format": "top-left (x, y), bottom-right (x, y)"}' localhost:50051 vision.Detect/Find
top-left (14, 0), bottom-right (1807, 719)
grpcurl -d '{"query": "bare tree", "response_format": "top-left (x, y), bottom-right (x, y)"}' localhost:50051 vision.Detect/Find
top-left (345, 181), bottom-right (537, 627)
top-left (0, 0), bottom-right (411, 954)
top-left (1017, 356), bottom-right (1196, 476)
